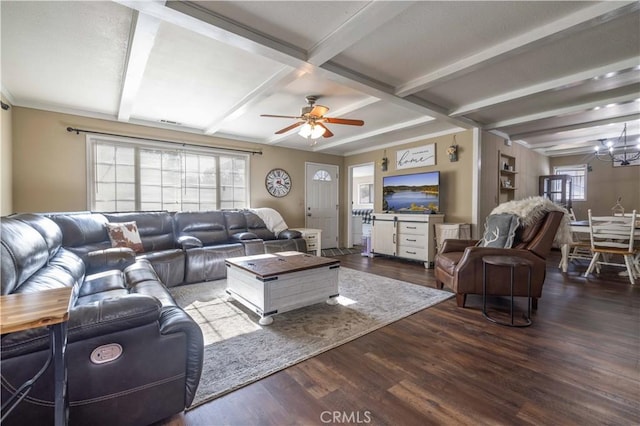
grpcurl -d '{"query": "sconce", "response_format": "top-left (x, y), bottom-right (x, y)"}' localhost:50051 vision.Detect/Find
top-left (447, 135), bottom-right (459, 162)
top-left (380, 150), bottom-right (388, 171)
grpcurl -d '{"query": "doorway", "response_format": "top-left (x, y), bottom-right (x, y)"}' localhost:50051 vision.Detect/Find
top-left (348, 163), bottom-right (375, 248)
top-left (305, 162), bottom-right (339, 249)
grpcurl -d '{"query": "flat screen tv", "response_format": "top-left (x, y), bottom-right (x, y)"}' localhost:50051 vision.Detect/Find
top-left (382, 171), bottom-right (440, 213)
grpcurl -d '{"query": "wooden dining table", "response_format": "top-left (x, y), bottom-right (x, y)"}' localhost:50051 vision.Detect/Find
top-left (560, 220), bottom-right (640, 273)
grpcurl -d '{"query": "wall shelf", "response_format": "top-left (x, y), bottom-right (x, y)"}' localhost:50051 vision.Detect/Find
top-left (498, 151), bottom-right (517, 202)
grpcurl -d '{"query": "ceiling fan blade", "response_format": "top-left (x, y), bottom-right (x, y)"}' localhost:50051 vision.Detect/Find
top-left (309, 105), bottom-right (329, 117)
top-left (261, 114), bottom-right (301, 119)
top-left (324, 117), bottom-right (364, 126)
top-left (318, 123), bottom-right (334, 138)
top-left (275, 121), bottom-right (303, 134)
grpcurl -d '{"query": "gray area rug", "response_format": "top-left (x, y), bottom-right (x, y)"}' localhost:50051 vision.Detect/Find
top-left (169, 267), bottom-right (453, 408)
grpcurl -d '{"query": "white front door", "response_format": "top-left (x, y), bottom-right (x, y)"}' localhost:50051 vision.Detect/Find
top-left (305, 162), bottom-right (339, 249)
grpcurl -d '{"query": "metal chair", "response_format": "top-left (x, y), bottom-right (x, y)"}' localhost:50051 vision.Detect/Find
top-left (584, 210), bottom-right (639, 285)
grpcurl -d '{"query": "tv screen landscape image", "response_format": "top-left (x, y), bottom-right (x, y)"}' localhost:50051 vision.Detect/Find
top-left (382, 171), bottom-right (440, 213)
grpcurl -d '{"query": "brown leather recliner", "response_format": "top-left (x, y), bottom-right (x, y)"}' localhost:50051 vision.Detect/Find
top-left (434, 211), bottom-right (563, 309)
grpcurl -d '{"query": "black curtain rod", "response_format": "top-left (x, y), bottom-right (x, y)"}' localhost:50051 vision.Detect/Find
top-left (66, 126), bottom-right (262, 155)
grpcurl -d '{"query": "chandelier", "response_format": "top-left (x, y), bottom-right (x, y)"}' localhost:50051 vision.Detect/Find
top-left (593, 123), bottom-right (640, 166)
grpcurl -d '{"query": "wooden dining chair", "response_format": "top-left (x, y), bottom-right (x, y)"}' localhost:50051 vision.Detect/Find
top-left (561, 208), bottom-right (592, 267)
top-left (584, 210), bottom-right (639, 284)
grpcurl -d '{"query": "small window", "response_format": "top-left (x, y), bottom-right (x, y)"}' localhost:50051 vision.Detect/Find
top-left (313, 170), bottom-right (332, 181)
top-left (554, 164), bottom-right (587, 201)
top-left (358, 183), bottom-right (373, 204)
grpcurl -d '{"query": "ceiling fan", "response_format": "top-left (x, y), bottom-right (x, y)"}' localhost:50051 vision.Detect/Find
top-left (260, 95), bottom-right (364, 139)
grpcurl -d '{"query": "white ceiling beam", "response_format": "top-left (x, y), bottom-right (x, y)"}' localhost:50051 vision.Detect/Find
top-left (115, 0), bottom-right (306, 67)
top-left (319, 61), bottom-right (477, 129)
top-left (306, 1), bottom-right (415, 66)
top-left (312, 117), bottom-right (435, 151)
top-left (117, 11), bottom-right (162, 122)
top-left (485, 93), bottom-right (640, 129)
top-left (204, 66), bottom-right (300, 135)
top-left (510, 113), bottom-right (640, 140)
top-left (340, 127), bottom-right (464, 156)
top-left (395, 1), bottom-right (638, 97)
top-left (450, 58), bottom-right (640, 117)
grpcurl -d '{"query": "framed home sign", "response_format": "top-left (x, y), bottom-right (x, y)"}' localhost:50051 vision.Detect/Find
top-left (396, 144), bottom-right (436, 170)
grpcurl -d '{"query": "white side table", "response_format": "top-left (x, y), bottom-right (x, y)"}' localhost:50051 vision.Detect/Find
top-left (290, 228), bottom-right (322, 256)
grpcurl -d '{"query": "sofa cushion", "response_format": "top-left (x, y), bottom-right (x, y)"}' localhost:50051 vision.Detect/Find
top-left (479, 214), bottom-right (520, 248)
top-left (103, 212), bottom-right (176, 251)
top-left (106, 221), bottom-right (144, 253)
top-left (244, 211), bottom-right (276, 240)
top-left (174, 211), bottom-right (228, 246)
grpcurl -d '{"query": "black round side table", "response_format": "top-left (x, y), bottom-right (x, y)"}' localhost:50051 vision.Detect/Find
top-left (482, 255), bottom-right (534, 327)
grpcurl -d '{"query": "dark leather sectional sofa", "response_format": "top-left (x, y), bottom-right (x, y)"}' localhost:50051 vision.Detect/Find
top-left (0, 209), bottom-right (306, 426)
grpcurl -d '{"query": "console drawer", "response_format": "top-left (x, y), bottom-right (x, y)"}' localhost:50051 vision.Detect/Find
top-left (397, 246), bottom-right (427, 261)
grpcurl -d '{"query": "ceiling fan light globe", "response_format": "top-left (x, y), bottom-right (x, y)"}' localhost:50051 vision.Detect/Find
top-left (311, 125), bottom-right (326, 139)
top-left (299, 123), bottom-right (313, 138)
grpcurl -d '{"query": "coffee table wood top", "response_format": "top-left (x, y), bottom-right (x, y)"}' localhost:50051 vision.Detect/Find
top-left (225, 251), bottom-right (339, 279)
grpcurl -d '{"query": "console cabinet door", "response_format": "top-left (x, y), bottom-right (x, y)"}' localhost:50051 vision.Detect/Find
top-left (371, 218), bottom-right (396, 256)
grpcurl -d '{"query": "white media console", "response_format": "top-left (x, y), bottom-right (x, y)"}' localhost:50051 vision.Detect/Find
top-left (370, 213), bottom-right (444, 268)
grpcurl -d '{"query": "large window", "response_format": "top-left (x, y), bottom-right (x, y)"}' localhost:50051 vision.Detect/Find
top-left (88, 136), bottom-right (249, 211)
top-left (554, 164), bottom-right (587, 201)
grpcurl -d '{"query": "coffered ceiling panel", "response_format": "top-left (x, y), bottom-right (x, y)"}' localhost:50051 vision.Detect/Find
top-left (192, 1), bottom-right (370, 51)
top-left (131, 21), bottom-right (286, 128)
top-left (332, 1), bottom-right (588, 86)
top-left (1, 1), bottom-right (132, 115)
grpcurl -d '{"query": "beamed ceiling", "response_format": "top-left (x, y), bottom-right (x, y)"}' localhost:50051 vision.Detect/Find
top-left (2, 1), bottom-right (639, 156)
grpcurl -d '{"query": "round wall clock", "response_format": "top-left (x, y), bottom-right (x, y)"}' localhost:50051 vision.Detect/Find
top-left (265, 168), bottom-right (292, 197)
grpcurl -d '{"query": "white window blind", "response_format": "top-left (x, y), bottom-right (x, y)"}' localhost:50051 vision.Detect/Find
top-left (87, 136), bottom-right (249, 211)
top-left (554, 164), bottom-right (587, 201)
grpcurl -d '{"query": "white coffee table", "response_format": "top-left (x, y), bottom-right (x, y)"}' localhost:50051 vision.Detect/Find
top-left (225, 251), bottom-right (339, 325)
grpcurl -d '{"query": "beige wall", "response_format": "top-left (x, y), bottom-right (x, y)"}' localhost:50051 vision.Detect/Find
top-left (10, 107), bottom-right (563, 248)
top-left (479, 132), bottom-right (550, 224)
top-left (344, 130), bottom-right (475, 225)
top-left (550, 155), bottom-right (640, 219)
top-left (1, 97), bottom-right (12, 215)
top-left (11, 107), bottom-right (343, 231)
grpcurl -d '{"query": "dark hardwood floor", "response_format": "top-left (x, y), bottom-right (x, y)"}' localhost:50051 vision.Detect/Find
top-left (158, 251), bottom-right (639, 426)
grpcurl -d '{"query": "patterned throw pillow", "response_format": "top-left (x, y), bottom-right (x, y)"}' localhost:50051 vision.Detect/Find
top-left (105, 221), bottom-right (144, 253)
top-left (478, 214), bottom-right (520, 248)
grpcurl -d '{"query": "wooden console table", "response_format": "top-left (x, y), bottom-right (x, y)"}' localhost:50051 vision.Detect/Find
top-left (0, 287), bottom-right (73, 425)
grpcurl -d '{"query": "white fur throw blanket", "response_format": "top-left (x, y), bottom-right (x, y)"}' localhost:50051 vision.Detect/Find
top-left (490, 196), bottom-right (573, 245)
top-left (250, 208), bottom-right (289, 236)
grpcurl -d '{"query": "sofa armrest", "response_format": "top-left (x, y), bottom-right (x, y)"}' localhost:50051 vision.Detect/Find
top-left (86, 247), bottom-right (136, 274)
top-left (159, 306), bottom-right (204, 407)
top-left (457, 246), bottom-right (544, 272)
top-left (440, 239), bottom-right (478, 253)
top-left (230, 232), bottom-right (258, 241)
top-left (177, 235), bottom-right (203, 249)
top-left (0, 295), bottom-right (161, 358)
top-left (278, 229), bottom-right (302, 240)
